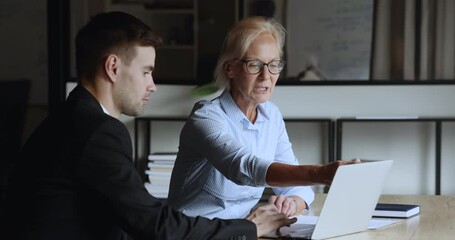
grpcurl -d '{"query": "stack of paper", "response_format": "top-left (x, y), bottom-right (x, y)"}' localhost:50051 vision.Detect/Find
top-left (144, 152), bottom-right (177, 199)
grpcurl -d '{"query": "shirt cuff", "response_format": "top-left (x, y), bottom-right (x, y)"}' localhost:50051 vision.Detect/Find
top-left (255, 158), bottom-right (274, 186)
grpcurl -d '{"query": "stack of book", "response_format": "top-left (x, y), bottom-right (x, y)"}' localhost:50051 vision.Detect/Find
top-left (144, 152), bottom-right (177, 199)
top-left (373, 203), bottom-right (420, 218)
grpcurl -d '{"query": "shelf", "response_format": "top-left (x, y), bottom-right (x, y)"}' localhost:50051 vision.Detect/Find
top-left (335, 117), bottom-right (455, 195)
top-left (134, 116), bottom-right (455, 196)
top-left (108, 0), bottom-right (198, 82)
top-left (134, 116), bottom-right (335, 182)
top-left (113, 0), bottom-right (194, 12)
top-left (106, 0), bottom-right (240, 84)
top-left (142, 8), bottom-right (194, 14)
top-left (143, 2), bottom-right (193, 10)
top-left (134, 117), bottom-right (187, 182)
top-left (159, 45), bottom-right (195, 50)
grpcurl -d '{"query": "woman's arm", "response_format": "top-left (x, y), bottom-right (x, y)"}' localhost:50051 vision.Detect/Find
top-left (266, 161), bottom-right (354, 186)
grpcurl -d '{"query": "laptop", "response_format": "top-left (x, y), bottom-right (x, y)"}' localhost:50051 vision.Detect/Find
top-left (265, 160), bottom-right (393, 239)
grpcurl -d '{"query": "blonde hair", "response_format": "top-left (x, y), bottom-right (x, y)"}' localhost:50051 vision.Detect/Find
top-left (214, 16), bottom-right (286, 90)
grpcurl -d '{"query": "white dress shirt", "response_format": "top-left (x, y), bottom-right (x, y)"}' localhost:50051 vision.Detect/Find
top-left (168, 90), bottom-right (314, 219)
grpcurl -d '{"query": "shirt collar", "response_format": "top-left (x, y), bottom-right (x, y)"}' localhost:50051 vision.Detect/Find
top-left (100, 103), bottom-right (110, 115)
top-left (219, 90), bottom-right (269, 127)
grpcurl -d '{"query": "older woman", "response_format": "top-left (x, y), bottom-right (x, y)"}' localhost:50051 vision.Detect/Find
top-left (168, 16), bottom-right (354, 219)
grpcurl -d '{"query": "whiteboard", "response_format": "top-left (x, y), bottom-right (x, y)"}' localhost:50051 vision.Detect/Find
top-left (286, 0), bottom-right (374, 80)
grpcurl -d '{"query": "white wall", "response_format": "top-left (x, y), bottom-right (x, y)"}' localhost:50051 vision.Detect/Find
top-left (121, 84), bottom-right (455, 118)
top-left (68, 82), bottom-right (455, 194)
top-left (272, 85), bottom-right (455, 118)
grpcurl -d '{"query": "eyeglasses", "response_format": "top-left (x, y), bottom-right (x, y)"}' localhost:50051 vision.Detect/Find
top-left (237, 59), bottom-right (285, 75)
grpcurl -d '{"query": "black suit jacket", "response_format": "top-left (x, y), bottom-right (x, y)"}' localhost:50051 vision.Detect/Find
top-left (4, 86), bottom-right (256, 240)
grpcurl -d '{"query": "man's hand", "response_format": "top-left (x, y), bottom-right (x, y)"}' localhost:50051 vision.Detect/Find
top-left (246, 204), bottom-right (297, 237)
top-left (268, 195), bottom-right (298, 217)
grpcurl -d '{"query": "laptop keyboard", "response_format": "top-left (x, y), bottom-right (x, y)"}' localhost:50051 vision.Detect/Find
top-left (279, 224), bottom-right (315, 239)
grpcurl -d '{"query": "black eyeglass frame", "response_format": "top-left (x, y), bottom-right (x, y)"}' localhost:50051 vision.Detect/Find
top-left (236, 59), bottom-right (286, 75)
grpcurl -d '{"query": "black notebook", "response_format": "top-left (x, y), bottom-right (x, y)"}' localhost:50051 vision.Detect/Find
top-left (373, 203), bottom-right (420, 218)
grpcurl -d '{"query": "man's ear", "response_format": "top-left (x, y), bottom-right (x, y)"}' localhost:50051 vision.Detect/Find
top-left (105, 54), bottom-right (120, 82)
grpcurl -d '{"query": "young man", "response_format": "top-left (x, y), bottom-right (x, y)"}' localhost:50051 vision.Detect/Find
top-left (4, 11), bottom-right (295, 240)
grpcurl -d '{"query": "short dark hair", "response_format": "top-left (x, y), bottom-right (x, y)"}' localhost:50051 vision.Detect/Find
top-left (75, 11), bottom-right (162, 81)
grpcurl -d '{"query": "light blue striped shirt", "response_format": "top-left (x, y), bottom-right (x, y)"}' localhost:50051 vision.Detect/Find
top-left (168, 90), bottom-right (314, 219)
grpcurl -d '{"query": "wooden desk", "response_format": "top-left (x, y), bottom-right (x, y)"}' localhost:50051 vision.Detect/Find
top-left (262, 194), bottom-right (455, 239)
